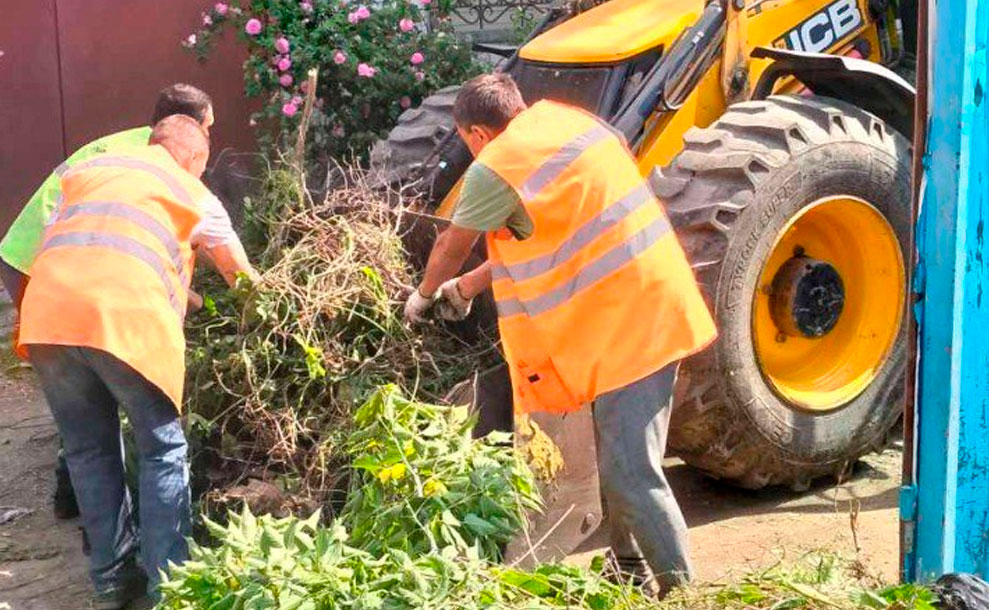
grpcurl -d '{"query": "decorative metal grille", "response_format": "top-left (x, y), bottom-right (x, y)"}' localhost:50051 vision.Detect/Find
top-left (448, 0), bottom-right (554, 30)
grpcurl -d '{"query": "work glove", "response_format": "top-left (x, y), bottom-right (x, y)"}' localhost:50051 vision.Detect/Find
top-left (436, 277), bottom-right (473, 321)
top-left (404, 287), bottom-right (439, 324)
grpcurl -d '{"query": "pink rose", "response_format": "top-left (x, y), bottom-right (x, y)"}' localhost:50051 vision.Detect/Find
top-left (184, 33), bottom-right (198, 46)
top-left (332, 123), bottom-right (345, 138)
top-left (282, 102), bottom-right (298, 117)
top-left (214, 2), bottom-right (229, 15)
top-left (400, 96), bottom-right (412, 109)
top-left (292, 95), bottom-right (304, 106)
top-left (245, 18), bottom-right (263, 35)
top-left (277, 57), bottom-right (292, 72)
top-left (399, 18), bottom-right (415, 32)
top-left (275, 37), bottom-right (291, 54)
top-left (357, 62), bottom-right (377, 78)
top-left (355, 5), bottom-right (371, 18)
top-left (333, 50), bottom-right (347, 64)
top-left (420, 0), bottom-right (432, 6)
top-left (414, 70), bottom-right (425, 81)
top-left (347, 11), bottom-right (360, 23)
top-left (279, 74), bottom-right (294, 87)
top-left (410, 52), bottom-right (424, 65)
top-left (300, 1), bottom-right (314, 13)
top-left (202, 13), bottom-right (213, 26)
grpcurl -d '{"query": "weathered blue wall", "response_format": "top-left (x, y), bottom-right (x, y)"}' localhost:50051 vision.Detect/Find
top-left (910, 0), bottom-right (989, 580)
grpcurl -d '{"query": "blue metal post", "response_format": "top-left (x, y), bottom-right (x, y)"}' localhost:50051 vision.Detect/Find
top-left (910, 0), bottom-right (989, 580)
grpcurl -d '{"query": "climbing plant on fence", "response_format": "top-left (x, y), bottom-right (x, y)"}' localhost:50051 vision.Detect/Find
top-left (185, 1), bottom-right (482, 158)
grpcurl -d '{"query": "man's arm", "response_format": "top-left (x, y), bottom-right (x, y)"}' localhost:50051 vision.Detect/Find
top-left (197, 239), bottom-right (260, 287)
top-left (417, 225), bottom-right (482, 297)
top-left (406, 163), bottom-right (522, 323)
top-left (192, 194), bottom-right (260, 287)
top-left (457, 260), bottom-right (492, 298)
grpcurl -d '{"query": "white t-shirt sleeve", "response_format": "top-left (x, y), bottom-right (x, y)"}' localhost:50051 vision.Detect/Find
top-left (191, 193), bottom-right (238, 249)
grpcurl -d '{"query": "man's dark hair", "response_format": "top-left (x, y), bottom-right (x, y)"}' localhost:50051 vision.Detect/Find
top-left (453, 73), bottom-right (526, 132)
top-left (151, 83), bottom-right (213, 126)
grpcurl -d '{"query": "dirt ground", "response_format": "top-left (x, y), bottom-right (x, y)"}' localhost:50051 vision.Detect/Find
top-left (0, 299), bottom-right (902, 608)
top-left (571, 450), bottom-right (902, 584)
top-left (0, 370), bottom-right (90, 608)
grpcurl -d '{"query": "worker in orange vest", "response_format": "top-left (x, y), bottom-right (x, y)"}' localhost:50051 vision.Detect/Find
top-left (0, 83), bottom-right (216, 525)
top-left (18, 115), bottom-right (257, 610)
top-left (404, 73), bottom-right (717, 596)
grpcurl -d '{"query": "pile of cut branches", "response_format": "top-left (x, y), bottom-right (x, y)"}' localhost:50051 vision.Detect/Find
top-left (184, 162), bottom-right (496, 513)
top-left (161, 387), bottom-right (934, 610)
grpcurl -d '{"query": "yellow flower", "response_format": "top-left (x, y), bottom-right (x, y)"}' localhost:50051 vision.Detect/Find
top-left (377, 463), bottom-right (407, 484)
top-left (390, 463), bottom-right (407, 480)
top-left (423, 477), bottom-right (448, 497)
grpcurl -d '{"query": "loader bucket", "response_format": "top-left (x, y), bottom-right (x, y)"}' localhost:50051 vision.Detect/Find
top-left (446, 364), bottom-right (604, 567)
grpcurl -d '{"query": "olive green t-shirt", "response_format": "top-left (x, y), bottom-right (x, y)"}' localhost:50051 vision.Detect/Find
top-left (0, 126), bottom-right (152, 274)
top-left (451, 163), bottom-right (533, 239)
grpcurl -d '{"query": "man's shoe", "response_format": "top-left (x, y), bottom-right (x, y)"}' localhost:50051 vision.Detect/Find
top-left (53, 462), bottom-right (79, 519)
top-left (94, 574), bottom-right (147, 610)
top-left (601, 551), bottom-right (661, 598)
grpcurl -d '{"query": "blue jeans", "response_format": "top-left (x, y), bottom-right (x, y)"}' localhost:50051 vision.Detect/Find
top-left (29, 345), bottom-right (190, 597)
top-left (593, 364), bottom-right (692, 590)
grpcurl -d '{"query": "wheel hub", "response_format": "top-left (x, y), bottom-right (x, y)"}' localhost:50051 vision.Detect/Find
top-left (770, 256), bottom-right (845, 339)
top-left (752, 196), bottom-right (905, 412)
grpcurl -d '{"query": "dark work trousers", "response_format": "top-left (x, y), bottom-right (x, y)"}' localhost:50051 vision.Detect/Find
top-left (593, 363), bottom-right (692, 591)
top-left (30, 345), bottom-right (190, 599)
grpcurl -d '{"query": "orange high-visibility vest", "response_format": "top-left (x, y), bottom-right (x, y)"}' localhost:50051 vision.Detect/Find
top-left (18, 145), bottom-right (207, 409)
top-left (477, 100), bottom-right (717, 414)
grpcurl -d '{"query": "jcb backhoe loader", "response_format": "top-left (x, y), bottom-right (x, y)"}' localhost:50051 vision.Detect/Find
top-left (372, 0), bottom-right (917, 562)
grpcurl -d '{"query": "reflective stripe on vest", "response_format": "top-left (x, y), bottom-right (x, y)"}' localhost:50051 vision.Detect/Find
top-left (491, 182), bottom-right (654, 283)
top-left (491, 121), bottom-right (670, 318)
top-left (495, 215), bottom-right (671, 318)
top-left (519, 126), bottom-right (612, 201)
top-left (54, 201), bottom-right (191, 291)
top-left (41, 231), bottom-right (185, 316)
top-left (67, 156), bottom-right (198, 208)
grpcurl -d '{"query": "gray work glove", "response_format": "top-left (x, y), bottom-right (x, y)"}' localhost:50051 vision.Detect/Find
top-left (435, 277), bottom-right (473, 321)
top-left (403, 287), bottom-right (439, 324)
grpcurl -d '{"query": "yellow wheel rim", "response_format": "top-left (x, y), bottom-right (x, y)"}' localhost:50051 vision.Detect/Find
top-left (752, 196), bottom-right (905, 412)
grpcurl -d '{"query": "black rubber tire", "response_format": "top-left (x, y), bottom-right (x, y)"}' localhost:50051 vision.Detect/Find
top-left (935, 573), bottom-right (989, 610)
top-left (369, 85), bottom-right (465, 202)
top-left (652, 95), bottom-right (912, 490)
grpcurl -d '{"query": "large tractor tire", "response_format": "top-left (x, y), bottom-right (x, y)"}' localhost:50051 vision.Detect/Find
top-left (653, 95), bottom-right (912, 490)
top-left (369, 85), bottom-right (469, 202)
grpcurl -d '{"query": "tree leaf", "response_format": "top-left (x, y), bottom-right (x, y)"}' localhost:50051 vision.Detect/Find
top-left (462, 514), bottom-right (498, 537)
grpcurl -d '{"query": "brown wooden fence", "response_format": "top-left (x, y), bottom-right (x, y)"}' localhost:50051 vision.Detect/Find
top-left (0, 1), bottom-right (257, 234)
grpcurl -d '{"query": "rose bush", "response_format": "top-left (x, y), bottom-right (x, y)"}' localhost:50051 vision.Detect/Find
top-left (186, 0), bottom-right (482, 158)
